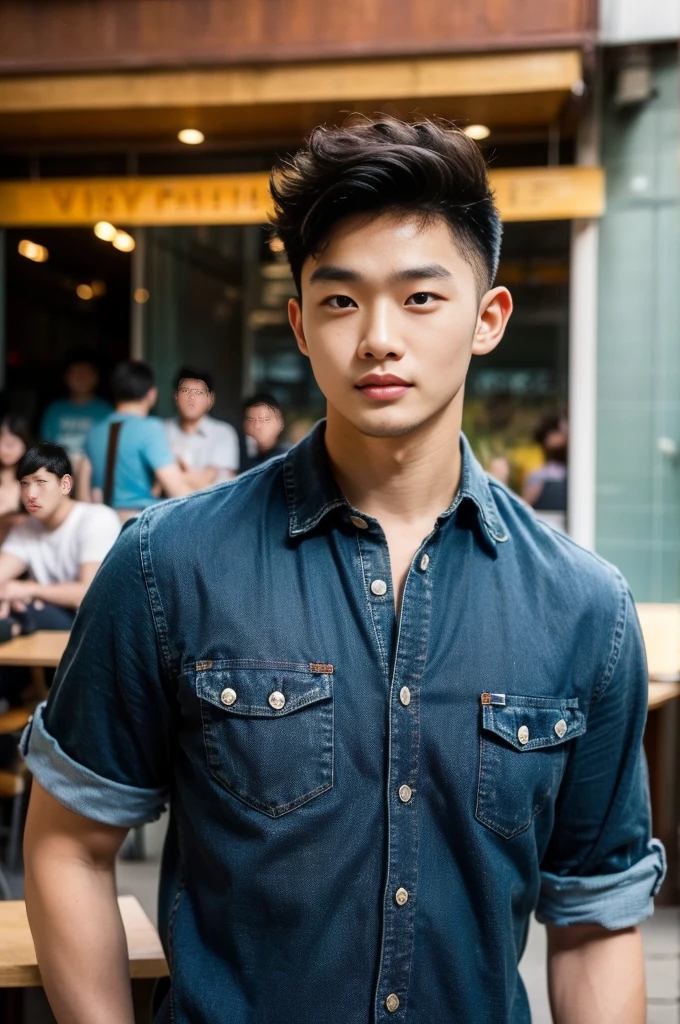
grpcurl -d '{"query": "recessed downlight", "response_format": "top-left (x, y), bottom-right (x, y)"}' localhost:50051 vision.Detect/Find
top-left (178, 128), bottom-right (205, 145)
top-left (463, 124), bottom-right (491, 141)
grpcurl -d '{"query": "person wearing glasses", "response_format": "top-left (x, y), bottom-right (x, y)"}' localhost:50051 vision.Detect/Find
top-left (242, 392), bottom-right (287, 470)
top-left (165, 370), bottom-right (239, 488)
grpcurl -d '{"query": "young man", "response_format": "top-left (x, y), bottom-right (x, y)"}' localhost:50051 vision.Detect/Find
top-left (78, 360), bottom-right (191, 518)
top-left (242, 392), bottom-right (287, 469)
top-left (22, 120), bottom-right (663, 1024)
top-left (165, 370), bottom-right (239, 487)
top-left (0, 442), bottom-right (120, 633)
top-left (40, 351), bottom-right (111, 466)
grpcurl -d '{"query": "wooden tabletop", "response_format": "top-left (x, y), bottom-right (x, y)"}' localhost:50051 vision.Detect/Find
top-left (0, 631), bottom-right (69, 668)
top-left (648, 680), bottom-right (680, 711)
top-left (0, 895), bottom-right (168, 987)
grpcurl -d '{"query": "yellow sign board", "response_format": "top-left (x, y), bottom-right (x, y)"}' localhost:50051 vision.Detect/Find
top-left (0, 167), bottom-right (604, 227)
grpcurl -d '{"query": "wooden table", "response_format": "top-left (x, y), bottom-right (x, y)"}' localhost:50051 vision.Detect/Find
top-left (0, 632), bottom-right (69, 669)
top-left (0, 895), bottom-right (168, 1023)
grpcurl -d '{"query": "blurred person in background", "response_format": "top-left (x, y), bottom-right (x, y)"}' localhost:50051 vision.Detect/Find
top-left (242, 392), bottom-right (287, 469)
top-left (0, 443), bottom-right (120, 640)
top-left (286, 415), bottom-right (317, 446)
top-left (522, 413), bottom-right (568, 532)
top-left (165, 369), bottom-right (239, 488)
top-left (487, 453), bottom-right (511, 486)
top-left (0, 416), bottom-right (33, 544)
top-left (40, 351), bottom-right (111, 468)
top-left (78, 360), bottom-right (192, 520)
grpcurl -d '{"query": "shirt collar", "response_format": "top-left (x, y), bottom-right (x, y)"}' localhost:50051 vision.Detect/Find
top-left (284, 421), bottom-right (508, 554)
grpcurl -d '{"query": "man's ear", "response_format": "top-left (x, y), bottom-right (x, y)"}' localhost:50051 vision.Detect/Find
top-left (62, 474), bottom-right (73, 496)
top-left (147, 386), bottom-right (159, 409)
top-left (471, 286), bottom-right (513, 357)
top-left (288, 297), bottom-right (309, 358)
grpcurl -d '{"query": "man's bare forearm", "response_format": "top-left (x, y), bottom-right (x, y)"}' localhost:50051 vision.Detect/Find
top-left (547, 924), bottom-right (645, 1024)
top-left (24, 785), bottom-right (133, 1024)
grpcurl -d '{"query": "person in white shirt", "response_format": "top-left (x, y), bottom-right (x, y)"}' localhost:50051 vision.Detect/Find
top-left (0, 442), bottom-right (120, 640)
top-left (165, 370), bottom-right (239, 488)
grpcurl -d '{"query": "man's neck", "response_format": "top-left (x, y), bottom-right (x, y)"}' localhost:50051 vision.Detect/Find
top-left (324, 401), bottom-right (463, 530)
top-left (42, 498), bottom-right (75, 532)
top-left (116, 401), bottom-right (148, 417)
top-left (69, 393), bottom-right (95, 407)
top-left (179, 415), bottom-right (204, 434)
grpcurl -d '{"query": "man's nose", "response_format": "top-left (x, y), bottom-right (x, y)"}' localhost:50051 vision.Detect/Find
top-left (356, 301), bottom-right (405, 361)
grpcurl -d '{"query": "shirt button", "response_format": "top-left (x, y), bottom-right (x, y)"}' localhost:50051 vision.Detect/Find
top-left (220, 687), bottom-right (237, 706)
top-left (398, 784), bottom-right (412, 803)
top-left (517, 725), bottom-right (529, 745)
top-left (350, 515), bottom-right (368, 529)
top-left (399, 686), bottom-right (411, 707)
top-left (268, 691), bottom-right (286, 710)
top-left (370, 579), bottom-right (388, 596)
top-left (395, 887), bottom-right (409, 906)
top-left (554, 718), bottom-right (567, 739)
top-left (419, 553), bottom-right (430, 571)
top-left (385, 994), bottom-right (400, 1013)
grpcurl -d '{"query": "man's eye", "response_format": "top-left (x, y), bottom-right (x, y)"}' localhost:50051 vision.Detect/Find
top-left (326, 295), bottom-right (356, 309)
top-left (406, 292), bottom-right (438, 306)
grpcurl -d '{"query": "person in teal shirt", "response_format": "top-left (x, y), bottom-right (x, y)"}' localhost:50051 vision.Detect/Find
top-left (78, 360), bottom-right (191, 517)
top-left (40, 352), bottom-right (111, 462)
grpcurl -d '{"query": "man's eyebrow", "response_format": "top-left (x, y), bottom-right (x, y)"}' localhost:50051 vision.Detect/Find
top-left (308, 266), bottom-right (361, 284)
top-left (308, 263), bottom-right (453, 285)
top-left (390, 263), bottom-right (453, 283)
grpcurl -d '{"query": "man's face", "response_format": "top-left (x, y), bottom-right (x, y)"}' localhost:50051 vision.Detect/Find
top-left (243, 405), bottom-right (283, 451)
top-left (175, 379), bottom-right (214, 421)
top-left (65, 362), bottom-right (99, 398)
top-left (20, 468), bottom-right (71, 520)
top-left (289, 212), bottom-right (511, 439)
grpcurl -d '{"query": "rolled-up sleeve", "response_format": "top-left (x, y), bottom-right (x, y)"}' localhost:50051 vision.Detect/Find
top-left (536, 584), bottom-right (666, 929)
top-left (21, 516), bottom-right (171, 827)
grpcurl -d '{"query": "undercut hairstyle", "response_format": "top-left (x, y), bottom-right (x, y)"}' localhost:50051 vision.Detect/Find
top-left (17, 442), bottom-right (72, 481)
top-left (111, 360), bottom-right (155, 403)
top-left (175, 367), bottom-right (214, 393)
top-left (270, 116), bottom-right (502, 297)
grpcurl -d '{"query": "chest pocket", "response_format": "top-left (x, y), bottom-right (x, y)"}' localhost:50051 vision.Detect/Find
top-left (475, 694), bottom-right (586, 839)
top-left (196, 661), bottom-right (334, 817)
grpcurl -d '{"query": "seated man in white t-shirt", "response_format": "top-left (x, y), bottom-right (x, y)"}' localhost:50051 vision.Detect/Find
top-left (165, 370), bottom-right (240, 487)
top-left (0, 442), bottom-right (120, 640)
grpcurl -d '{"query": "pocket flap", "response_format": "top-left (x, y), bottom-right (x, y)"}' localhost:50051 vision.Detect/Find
top-left (196, 660), bottom-right (332, 718)
top-left (481, 694), bottom-right (586, 751)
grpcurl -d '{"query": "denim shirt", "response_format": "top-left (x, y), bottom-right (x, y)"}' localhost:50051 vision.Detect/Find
top-left (23, 424), bottom-right (665, 1024)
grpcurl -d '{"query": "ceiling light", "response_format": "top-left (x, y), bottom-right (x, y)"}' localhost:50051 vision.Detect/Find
top-left (18, 239), bottom-right (49, 262)
top-left (268, 236), bottom-right (286, 253)
top-left (90, 279), bottom-right (107, 297)
top-left (76, 284), bottom-right (94, 300)
top-left (178, 128), bottom-right (205, 145)
top-left (94, 221), bottom-right (117, 241)
top-left (112, 230), bottom-right (135, 253)
top-left (133, 288), bottom-right (150, 304)
top-left (463, 124), bottom-right (491, 141)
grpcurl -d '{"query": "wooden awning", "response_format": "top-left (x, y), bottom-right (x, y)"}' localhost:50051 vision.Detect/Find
top-left (0, 49), bottom-right (583, 147)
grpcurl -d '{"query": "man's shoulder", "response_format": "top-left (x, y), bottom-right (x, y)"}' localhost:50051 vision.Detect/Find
top-left (203, 416), bottom-right (238, 439)
top-left (72, 501), bottom-right (120, 530)
top-left (489, 476), bottom-right (625, 603)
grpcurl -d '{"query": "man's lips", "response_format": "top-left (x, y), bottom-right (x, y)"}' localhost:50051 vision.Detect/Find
top-left (355, 374), bottom-right (413, 401)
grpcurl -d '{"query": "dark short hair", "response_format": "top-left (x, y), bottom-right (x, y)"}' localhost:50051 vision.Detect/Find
top-left (62, 348), bottom-right (100, 373)
top-left (270, 116), bottom-right (502, 296)
top-left (0, 415), bottom-right (33, 450)
top-left (243, 392), bottom-right (282, 417)
top-left (175, 367), bottom-right (214, 393)
top-left (110, 360), bottom-right (155, 402)
top-left (16, 442), bottom-right (72, 481)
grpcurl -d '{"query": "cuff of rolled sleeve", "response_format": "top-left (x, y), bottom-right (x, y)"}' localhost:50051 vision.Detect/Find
top-left (536, 839), bottom-right (667, 929)
top-left (20, 702), bottom-right (168, 828)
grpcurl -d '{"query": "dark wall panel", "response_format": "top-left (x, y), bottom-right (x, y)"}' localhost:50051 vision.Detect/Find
top-left (0, 0), bottom-right (597, 73)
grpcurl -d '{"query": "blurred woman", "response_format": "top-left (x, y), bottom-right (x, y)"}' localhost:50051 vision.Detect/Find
top-left (0, 416), bottom-right (32, 540)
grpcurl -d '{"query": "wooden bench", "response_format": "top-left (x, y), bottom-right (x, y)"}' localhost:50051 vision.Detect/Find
top-left (0, 895), bottom-right (168, 1023)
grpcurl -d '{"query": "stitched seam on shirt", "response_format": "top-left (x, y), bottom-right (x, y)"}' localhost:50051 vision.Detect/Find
top-left (355, 532), bottom-right (388, 676)
top-left (590, 573), bottom-right (628, 710)
top-left (138, 510), bottom-right (173, 681)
